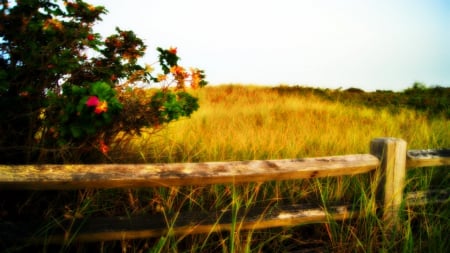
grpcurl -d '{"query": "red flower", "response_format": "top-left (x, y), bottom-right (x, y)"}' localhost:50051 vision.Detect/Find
top-left (87, 34), bottom-right (95, 41)
top-left (99, 140), bottom-right (109, 155)
top-left (19, 91), bottom-right (30, 97)
top-left (86, 96), bottom-right (99, 107)
top-left (168, 47), bottom-right (177, 54)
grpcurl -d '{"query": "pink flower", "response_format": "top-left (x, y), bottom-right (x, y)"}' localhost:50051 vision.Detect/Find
top-left (86, 96), bottom-right (99, 107)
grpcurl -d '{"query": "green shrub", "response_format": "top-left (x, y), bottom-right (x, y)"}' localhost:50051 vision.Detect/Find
top-left (0, 0), bottom-right (207, 163)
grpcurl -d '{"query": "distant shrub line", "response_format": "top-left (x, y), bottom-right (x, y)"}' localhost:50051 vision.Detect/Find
top-left (273, 83), bottom-right (450, 118)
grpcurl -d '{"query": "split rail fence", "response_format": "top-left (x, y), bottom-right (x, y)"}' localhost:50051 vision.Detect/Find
top-left (0, 137), bottom-right (449, 244)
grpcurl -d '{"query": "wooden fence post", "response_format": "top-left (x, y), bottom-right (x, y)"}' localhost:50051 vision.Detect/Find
top-left (370, 137), bottom-right (407, 231)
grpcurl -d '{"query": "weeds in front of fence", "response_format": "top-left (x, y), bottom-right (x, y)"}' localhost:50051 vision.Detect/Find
top-left (4, 171), bottom-right (447, 252)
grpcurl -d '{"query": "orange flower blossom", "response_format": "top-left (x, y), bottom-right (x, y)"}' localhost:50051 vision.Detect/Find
top-left (99, 139), bottom-right (109, 155)
top-left (94, 101), bottom-right (108, 114)
top-left (168, 47), bottom-right (177, 54)
top-left (170, 66), bottom-right (189, 78)
top-left (157, 74), bottom-right (167, 82)
top-left (190, 68), bottom-right (201, 88)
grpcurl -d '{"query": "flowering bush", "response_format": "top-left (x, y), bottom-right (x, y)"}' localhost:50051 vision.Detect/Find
top-left (46, 82), bottom-right (123, 142)
top-left (0, 0), bottom-right (207, 163)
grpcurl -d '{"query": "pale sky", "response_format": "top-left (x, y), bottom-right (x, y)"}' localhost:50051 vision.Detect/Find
top-left (89, 0), bottom-right (450, 91)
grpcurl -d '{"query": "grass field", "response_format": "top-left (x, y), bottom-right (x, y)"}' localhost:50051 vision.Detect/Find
top-left (115, 85), bottom-right (449, 163)
top-left (3, 85), bottom-right (449, 252)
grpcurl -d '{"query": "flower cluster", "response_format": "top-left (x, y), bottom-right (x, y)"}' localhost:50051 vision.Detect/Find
top-left (148, 47), bottom-right (207, 90)
top-left (114, 47), bottom-right (207, 138)
top-left (86, 96), bottom-right (108, 114)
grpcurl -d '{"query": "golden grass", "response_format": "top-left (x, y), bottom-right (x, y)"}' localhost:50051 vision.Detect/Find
top-left (116, 84), bottom-right (449, 163)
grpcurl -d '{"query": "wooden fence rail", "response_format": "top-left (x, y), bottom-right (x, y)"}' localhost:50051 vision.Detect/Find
top-left (0, 137), bottom-right (449, 243)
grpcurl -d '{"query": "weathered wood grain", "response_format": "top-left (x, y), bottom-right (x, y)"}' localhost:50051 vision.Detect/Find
top-left (405, 189), bottom-right (450, 206)
top-left (407, 149), bottom-right (450, 168)
top-left (370, 138), bottom-right (407, 231)
top-left (0, 154), bottom-right (379, 190)
top-left (0, 202), bottom-right (360, 244)
top-left (3, 188), bottom-right (447, 244)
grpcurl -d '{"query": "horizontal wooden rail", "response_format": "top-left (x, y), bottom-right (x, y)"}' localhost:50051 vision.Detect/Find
top-left (1, 203), bottom-right (359, 244)
top-left (1, 149), bottom-right (448, 191)
top-left (2, 189), bottom-right (447, 244)
top-left (0, 154), bottom-right (379, 190)
top-left (1, 150), bottom-right (448, 191)
top-left (406, 149), bottom-right (450, 168)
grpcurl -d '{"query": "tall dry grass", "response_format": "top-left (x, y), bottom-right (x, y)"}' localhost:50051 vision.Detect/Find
top-left (114, 85), bottom-right (449, 163)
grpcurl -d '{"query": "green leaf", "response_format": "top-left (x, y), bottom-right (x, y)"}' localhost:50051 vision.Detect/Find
top-left (70, 125), bottom-right (83, 138)
top-left (177, 92), bottom-right (199, 116)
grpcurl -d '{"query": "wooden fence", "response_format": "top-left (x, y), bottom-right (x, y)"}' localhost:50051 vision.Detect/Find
top-left (0, 137), bottom-right (449, 244)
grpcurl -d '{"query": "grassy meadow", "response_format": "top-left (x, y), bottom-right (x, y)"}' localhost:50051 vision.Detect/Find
top-left (3, 85), bottom-right (449, 252)
top-left (114, 85), bottom-right (449, 163)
